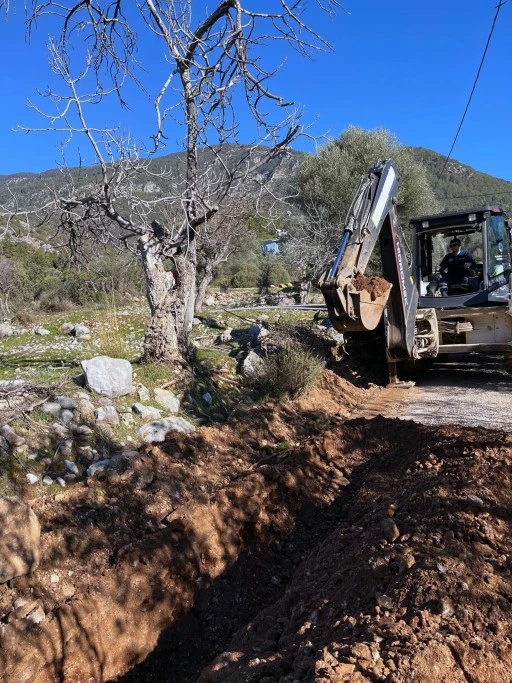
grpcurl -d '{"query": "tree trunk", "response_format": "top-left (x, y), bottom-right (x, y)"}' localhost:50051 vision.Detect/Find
top-left (299, 278), bottom-right (311, 304)
top-left (195, 262), bottom-right (214, 313)
top-left (139, 234), bottom-right (196, 363)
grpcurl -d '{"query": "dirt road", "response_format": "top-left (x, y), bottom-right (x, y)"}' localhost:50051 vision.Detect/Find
top-left (385, 354), bottom-right (512, 430)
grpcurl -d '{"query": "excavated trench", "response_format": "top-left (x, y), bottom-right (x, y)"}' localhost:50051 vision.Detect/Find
top-left (2, 358), bottom-right (511, 683)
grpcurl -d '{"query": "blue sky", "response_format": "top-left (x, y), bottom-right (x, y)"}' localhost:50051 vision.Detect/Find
top-left (0, 0), bottom-right (510, 182)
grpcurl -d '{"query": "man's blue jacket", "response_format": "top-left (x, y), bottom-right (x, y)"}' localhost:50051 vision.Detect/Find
top-left (439, 249), bottom-right (477, 284)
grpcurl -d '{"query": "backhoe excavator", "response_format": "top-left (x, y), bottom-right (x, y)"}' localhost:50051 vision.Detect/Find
top-left (319, 159), bottom-right (512, 382)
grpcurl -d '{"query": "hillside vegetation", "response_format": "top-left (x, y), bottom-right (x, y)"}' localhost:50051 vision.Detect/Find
top-left (0, 144), bottom-right (510, 316)
top-left (410, 146), bottom-right (512, 213)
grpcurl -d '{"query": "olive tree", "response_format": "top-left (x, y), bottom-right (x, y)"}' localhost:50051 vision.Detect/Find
top-left (283, 126), bottom-right (440, 297)
top-left (0, 256), bottom-right (15, 317)
top-left (1, 1), bottom-right (342, 363)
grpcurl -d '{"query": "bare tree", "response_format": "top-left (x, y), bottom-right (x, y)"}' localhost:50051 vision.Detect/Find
top-left (281, 207), bottom-right (336, 303)
top-left (194, 198), bottom-right (254, 312)
top-left (1, 1), bottom-right (342, 363)
top-left (0, 256), bottom-right (15, 317)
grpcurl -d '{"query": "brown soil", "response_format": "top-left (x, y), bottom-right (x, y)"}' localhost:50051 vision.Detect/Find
top-left (352, 274), bottom-right (391, 300)
top-left (1, 367), bottom-right (511, 683)
top-left (199, 421), bottom-right (512, 683)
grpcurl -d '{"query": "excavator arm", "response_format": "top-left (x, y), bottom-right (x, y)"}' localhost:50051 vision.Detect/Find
top-left (319, 159), bottom-right (420, 360)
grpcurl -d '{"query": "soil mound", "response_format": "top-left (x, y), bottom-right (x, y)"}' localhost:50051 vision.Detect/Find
top-left (352, 274), bottom-right (391, 300)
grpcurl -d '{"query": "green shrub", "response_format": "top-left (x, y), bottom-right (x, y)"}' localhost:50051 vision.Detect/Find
top-left (249, 341), bottom-right (324, 399)
top-left (267, 262), bottom-right (291, 286)
top-left (38, 294), bottom-right (74, 313)
top-left (231, 264), bottom-right (261, 288)
top-left (259, 257), bottom-right (291, 288)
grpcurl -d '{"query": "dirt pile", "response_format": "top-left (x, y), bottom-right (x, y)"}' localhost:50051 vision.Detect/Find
top-left (352, 274), bottom-right (391, 300)
top-left (199, 419), bottom-right (512, 683)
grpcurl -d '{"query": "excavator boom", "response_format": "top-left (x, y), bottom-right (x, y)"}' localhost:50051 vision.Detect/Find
top-left (319, 159), bottom-right (419, 360)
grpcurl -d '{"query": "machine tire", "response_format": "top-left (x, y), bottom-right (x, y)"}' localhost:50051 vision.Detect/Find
top-left (505, 352), bottom-right (512, 375)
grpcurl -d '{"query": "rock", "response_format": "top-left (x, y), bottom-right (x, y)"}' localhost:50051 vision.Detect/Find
top-left (81, 356), bottom-right (134, 398)
top-left (381, 518), bottom-right (400, 542)
top-left (0, 497), bottom-right (40, 583)
top-left (60, 323), bottom-right (75, 335)
top-left (77, 447), bottom-right (94, 463)
top-left (42, 402), bottom-right (62, 417)
top-left (86, 450), bottom-right (138, 477)
top-left (122, 450), bottom-right (139, 459)
top-left (138, 417), bottom-right (196, 444)
top-left (13, 598), bottom-right (38, 618)
top-left (56, 396), bottom-right (77, 410)
top-left (61, 410), bottom-right (74, 424)
top-left (132, 403), bottom-right (162, 420)
top-left (78, 399), bottom-right (95, 420)
top-left (438, 595), bottom-right (455, 617)
top-left (86, 459), bottom-right (113, 477)
top-left (94, 406), bottom-right (120, 426)
top-left (192, 317), bottom-right (202, 326)
top-left (64, 460), bottom-right (79, 475)
top-left (11, 598), bottom-right (45, 624)
top-left (0, 436), bottom-right (10, 452)
top-left (465, 494), bottom-right (485, 509)
top-left (50, 573), bottom-right (59, 584)
top-left (74, 324), bottom-right (90, 338)
top-left (77, 333), bottom-right (91, 342)
top-left (241, 350), bottom-right (264, 377)
top-left (52, 423), bottom-right (69, 439)
top-left (337, 663), bottom-right (356, 675)
top-left (154, 388), bottom-right (180, 414)
top-left (76, 392), bottom-right (91, 400)
top-left (377, 594), bottom-right (394, 610)
top-left (0, 323), bottom-right (15, 338)
top-left (204, 296), bottom-right (215, 307)
top-left (26, 604), bottom-right (45, 624)
top-left (202, 392), bottom-right (213, 405)
top-left (0, 379), bottom-right (24, 388)
top-left (0, 425), bottom-right (25, 447)
top-left (60, 582), bottom-right (76, 599)
top-left (42, 476), bottom-right (54, 486)
top-left (26, 473), bottom-right (40, 485)
top-left (247, 323), bottom-right (269, 340)
top-left (60, 440), bottom-right (74, 457)
top-left (137, 385), bottom-right (151, 402)
top-left (351, 643), bottom-right (372, 662)
top-left (77, 425), bottom-right (94, 437)
top-left (215, 328), bottom-right (233, 344)
top-left (34, 326), bottom-right (51, 336)
top-left (56, 477), bottom-right (66, 487)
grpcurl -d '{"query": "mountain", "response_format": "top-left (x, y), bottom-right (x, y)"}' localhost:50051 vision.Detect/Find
top-left (1, 144), bottom-right (511, 230)
top-left (409, 147), bottom-right (512, 214)
top-left (0, 146), bottom-right (305, 213)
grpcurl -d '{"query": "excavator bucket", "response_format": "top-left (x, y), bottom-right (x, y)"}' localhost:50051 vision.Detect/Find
top-left (346, 285), bottom-right (392, 331)
top-left (321, 277), bottom-right (393, 332)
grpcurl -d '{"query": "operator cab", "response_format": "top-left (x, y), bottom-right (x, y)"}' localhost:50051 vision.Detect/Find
top-left (412, 207), bottom-right (511, 309)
